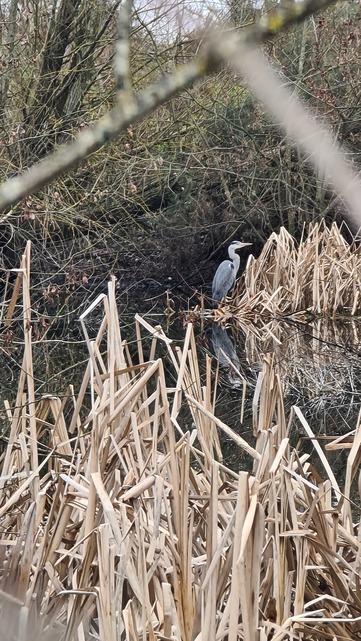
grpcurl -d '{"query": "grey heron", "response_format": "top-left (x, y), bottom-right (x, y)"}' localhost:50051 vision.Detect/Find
top-left (212, 240), bottom-right (252, 304)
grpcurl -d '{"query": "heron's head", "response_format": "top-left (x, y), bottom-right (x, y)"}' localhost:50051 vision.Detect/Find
top-left (229, 240), bottom-right (252, 251)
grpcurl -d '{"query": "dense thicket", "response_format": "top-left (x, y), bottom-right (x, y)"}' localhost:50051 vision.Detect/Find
top-left (0, 0), bottom-right (360, 338)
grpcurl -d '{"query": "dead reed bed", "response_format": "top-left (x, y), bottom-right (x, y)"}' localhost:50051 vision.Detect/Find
top-left (2, 242), bottom-right (361, 640)
top-left (231, 221), bottom-right (361, 322)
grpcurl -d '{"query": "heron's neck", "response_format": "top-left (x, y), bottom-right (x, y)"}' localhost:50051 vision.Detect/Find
top-left (229, 249), bottom-right (240, 271)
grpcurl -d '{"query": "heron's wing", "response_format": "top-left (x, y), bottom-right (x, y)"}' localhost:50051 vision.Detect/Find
top-left (212, 260), bottom-right (235, 302)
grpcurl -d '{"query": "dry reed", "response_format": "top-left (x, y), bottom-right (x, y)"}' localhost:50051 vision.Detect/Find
top-left (1, 241), bottom-right (361, 640)
top-left (231, 220), bottom-right (361, 321)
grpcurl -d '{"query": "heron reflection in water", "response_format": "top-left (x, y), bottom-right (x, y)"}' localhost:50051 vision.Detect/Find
top-left (212, 240), bottom-right (252, 305)
top-left (211, 323), bottom-right (243, 389)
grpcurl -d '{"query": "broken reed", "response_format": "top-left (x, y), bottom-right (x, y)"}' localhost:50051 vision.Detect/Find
top-left (1, 241), bottom-right (361, 641)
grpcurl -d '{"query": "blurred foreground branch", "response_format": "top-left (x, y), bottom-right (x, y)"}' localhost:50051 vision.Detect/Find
top-left (233, 45), bottom-right (361, 230)
top-left (0, 0), bottom-right (350, 217)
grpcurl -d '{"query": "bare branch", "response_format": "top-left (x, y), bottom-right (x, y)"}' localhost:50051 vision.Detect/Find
top-left (0, 0), bottom-right (339, 212)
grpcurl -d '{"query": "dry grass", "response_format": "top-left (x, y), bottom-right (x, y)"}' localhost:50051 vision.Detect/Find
top-left (1, 241), bottom-right (361, 640)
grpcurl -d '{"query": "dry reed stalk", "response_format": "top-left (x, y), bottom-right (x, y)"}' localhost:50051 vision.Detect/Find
top-left (2, 242), bottom-right (361, 640)
top-left (230, 221), bottom-right (361, 326)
